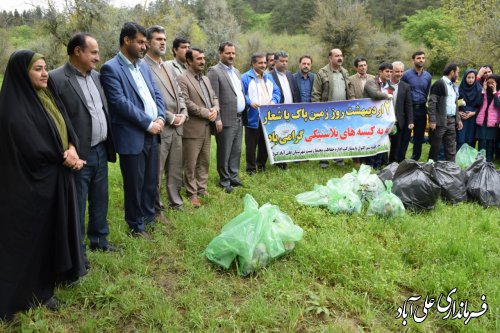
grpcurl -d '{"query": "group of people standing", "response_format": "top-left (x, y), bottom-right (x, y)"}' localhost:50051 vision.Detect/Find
top-left (1, 20), bottom-right (499, 320)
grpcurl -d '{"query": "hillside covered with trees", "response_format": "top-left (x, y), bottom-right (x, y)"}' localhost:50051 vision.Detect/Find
top-left (0, 0), bottom-right (498, 76)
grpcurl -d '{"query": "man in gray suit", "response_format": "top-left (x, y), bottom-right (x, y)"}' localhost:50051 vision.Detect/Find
top-left (145, 26), bottom-right (188, 214)
top-left (50, 33), bottom-right (117, 258)
top-left (207, 42), bottom-right (246, 193)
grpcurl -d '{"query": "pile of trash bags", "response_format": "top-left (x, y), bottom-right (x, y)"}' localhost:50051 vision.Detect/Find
top-left (204, 194), bottom-right (303, 276)
top-left (378, 145), bottom-right (500, 210)
top-left (296, 164), bottom-right (405, 218)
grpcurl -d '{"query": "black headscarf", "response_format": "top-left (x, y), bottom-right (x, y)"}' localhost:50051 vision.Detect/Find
top-left (0, 50), bottom-right (85, 320)
top-left (458, 68), bottom-right (483, 111)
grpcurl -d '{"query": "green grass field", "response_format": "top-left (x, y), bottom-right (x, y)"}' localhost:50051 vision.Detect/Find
top-left (1, 140), bottom-right (499, 333)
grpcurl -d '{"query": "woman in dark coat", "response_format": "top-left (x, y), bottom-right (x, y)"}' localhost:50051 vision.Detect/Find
top-left (0, 50), bottom-right (86, 321)
top-left (457, 68), bottom-right (483, 149)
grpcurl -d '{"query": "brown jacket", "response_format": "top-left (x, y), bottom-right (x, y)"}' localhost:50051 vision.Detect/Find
top-left (177, 69), bottom-right (220, 139)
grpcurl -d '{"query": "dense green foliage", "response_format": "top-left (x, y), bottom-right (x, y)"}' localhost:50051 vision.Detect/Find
top-left (1, 0), bottom-right (498, 77)
top-left (0, 141), bottom-right (498, 332)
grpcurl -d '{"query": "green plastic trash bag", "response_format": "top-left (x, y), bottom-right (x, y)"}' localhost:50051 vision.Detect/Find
top-left (204, 194), bottom-right (303, 276)
top-left (456, 143), bottom-right (478, 169)
top-left (366, 180), bottom-right (405, 218)
top-left (356, 164), bottom-right (385, 201)
top-left (295, 184), bottom-right (330, 206)
top-left (327, 174), bottom-right (359, 194)
top-left (327, 187), bottom-right (362, 214)
top-left (367, 180), bottom-right (405, 218)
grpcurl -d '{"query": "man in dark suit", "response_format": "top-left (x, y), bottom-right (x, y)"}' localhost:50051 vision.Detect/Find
top-left (271, 51), bottom-right (300, 104)
top-left (208, 42), bottom-right (245, 193)
top-left (390, 61), bottom-right (414, 162)
top-left (50, 33), bottom-right (117, 256)
top-left (144, 26), bottom-right (188, 214)
top-left (428, 63), bottom-right (463, 162)
top-left (293, 55), bottom-right (315, 103)
top-left (177, 48), bottom-right (219, 208)
top-left (100, 22), bottom-right (166, 237)
top-left (271, 50), bottom-right (299, 170)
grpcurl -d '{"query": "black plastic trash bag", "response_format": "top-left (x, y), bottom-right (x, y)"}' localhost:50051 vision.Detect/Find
top-left (392, 160), bottom-right (441, 212)
top-left (466, 159), bottom-right (500, 208)
top-left (430, 161), bottom-right (467, 204)
top-left (377, 162), bottom-right (399, 182)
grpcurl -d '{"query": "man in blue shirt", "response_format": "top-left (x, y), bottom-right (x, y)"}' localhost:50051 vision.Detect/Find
top-left (101, 22), bottom-right (166, 238)
top-left (293, 55), bottom-right (315, 103)
top-left (401, 51), bottom-right (432, 161)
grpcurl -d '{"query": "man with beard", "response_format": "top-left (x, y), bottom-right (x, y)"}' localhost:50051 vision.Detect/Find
top-left (401, 51), bottom-right (432, 161)
top-left (177, 48), bottom-right (219, 208)
top-left (311, 48), bottom-right (354, 168)
top-left (265, 52), bottom-right (275, 74)
top-left (165, 37), bottom-right (191, 78)
top-left (293, 55), bottom-right (315, 103)
top-left (427, 63), bottom-right (463, 162)
top-left (208, 42), bottom-right (246, 193)
top-left (144, 26), bottom-right (188, 214)
top-left (100, 22), bottom-right (165, 238)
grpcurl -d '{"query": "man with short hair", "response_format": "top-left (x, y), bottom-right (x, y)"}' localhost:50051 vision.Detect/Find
top-left (265, 52), bottom-right (275, 74)
top-left (144, 26), bottom-right (188, 214)
top-left (349, 56), bottom-right (375, 99)
top-left (101, 22), bottom-right (166, 238)
top-left (363, 62), bottom-right (394, 169)
top-left (427, 63), bottom-right (463, 162)
top-left (208, 42), bottom-right (246, 193)
top-left (271, 51), bottom-right (300, 104)
top-left (241, 53), bottom-right (281, 174)
top-left (270, 50), bottom-right (300, 170)
top-left (50, 33), bottom-right (117, 257)
top-left (390, 61), bottom-right (414, 162)
top-left (312, 48), bottom-right (354, 168)
top-left (293, 55), bottom-right (315, 103)
top-left (401, 51), bottom-right (432, 161)
top-left (177, 48), bottom-right (219, 208)
top-left (164, 37), bottom-right (190, 78)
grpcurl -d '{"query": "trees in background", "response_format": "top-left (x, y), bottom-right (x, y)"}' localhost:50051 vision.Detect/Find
top-left (0, 0), bottom-right (497, 76)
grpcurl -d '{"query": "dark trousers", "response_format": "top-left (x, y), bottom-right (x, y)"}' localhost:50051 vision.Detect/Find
top-left (216, 116), bottom-right (243, 186)
top-left (389, 124), bottom-right (404, 163)
top-left (478, 139), bottom-right (495, 162)
top-left (119, 134), bottom-right (158, 232)
top-left (399, 126), bottom-right (411, 162)
top-left (245, 122), bottom-right (268, 172)
top-left (411, 111), bottom-right (427, 161)
top-left (74, 142), bottom-right (110, 251)
top-left (428, 119), bottom-right (457, 162)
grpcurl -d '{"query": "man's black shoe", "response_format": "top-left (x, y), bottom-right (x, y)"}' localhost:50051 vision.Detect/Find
top-left (219, 183), bottom-right (233, 193)
top-left (230, 179), bottom-right (243, 187)
top-left (43, 297), bottom-right (59, 311)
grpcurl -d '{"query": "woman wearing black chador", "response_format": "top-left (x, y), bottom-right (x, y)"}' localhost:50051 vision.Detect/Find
top-left (0, 50), bottom-right (86, 321)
